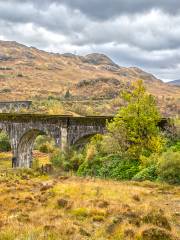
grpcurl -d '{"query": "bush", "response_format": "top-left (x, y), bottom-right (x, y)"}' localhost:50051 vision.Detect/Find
top-left (77, 154), bottom-right (140, 180)
top-left (100, 156), bottom-right (140, 180)
top-left (77, 156), bottom-right (103, 177)
top-left (50, 148), bottom-right (83, 171)
top-left (157, 151), bottom-right (180, 184)
top-left (34, 135), bottom-right (55, 153)
top-left (50, 149), bottom-right (64, 168)
top-left (169, 141), bottom-right (180, 152)
top-left (0, 131), bottom-right (11, 152)
top-left (133, 165), bottom-right (157, 181)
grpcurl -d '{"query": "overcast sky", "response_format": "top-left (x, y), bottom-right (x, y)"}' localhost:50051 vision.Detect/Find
top-left (0, 0), bottom-right (180, 81)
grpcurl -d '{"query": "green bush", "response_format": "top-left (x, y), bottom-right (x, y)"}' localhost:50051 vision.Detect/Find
top-left (77, 154), bottom-right (140, 180)
top-left (169, 141), bottom-right (180, 152)
top-left (0, 131), bottom-right (11, 152)
top-left (50, 148), bottom-right (83, 171)
top-left (133, 165), bottom-right (157, 181)
top-left (100, 155), bottom-right (140, 180)
top-left (34, 135), bottom-right (55, 153)
top-left (77, 156), bottom-right (103, 177)
top-left (50, 149), bottom-right (64, 168)
top-left (39, 143), bottom-right (49, 153)
top-left (157, 151), bottom-right (180, 184)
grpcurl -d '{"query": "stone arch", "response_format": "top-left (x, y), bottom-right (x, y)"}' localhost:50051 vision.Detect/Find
top-left (73, 133), bottom-right (99, 149)
top-left (17, 129), bottom-right (47, 168)
top-left (69, 125), bottom-right (105, 146)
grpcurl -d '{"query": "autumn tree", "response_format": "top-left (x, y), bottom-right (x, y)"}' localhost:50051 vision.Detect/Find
top-left (105, 80), bottom-right (165, 159)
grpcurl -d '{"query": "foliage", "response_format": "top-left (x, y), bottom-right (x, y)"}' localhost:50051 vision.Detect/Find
top-left (157, 151), bottom-right (180, 184)
top-left (31, 99), bottom-right (65, 115)
top-left (64, 89), bottom-right (71, 99)
top-left (50, 148), bottom-right (83, 171)
top-left (107, 80), bottom-right (165, 159)
top-left (34, 135), bottom-right (55, 153)
top-left (0, 131), bottom-right (11, 152)
top-left (133, 165), bottom-right (157, 181)
top-left (78, 154), bottom-right (140, 180)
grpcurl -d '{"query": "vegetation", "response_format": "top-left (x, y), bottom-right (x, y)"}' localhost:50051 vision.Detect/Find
top-left (0, 78), bottom-right (179, 238)
top-left (0, 167), bottom-right (179, 239)
top-left (0, 131), bottom-right (11, 152)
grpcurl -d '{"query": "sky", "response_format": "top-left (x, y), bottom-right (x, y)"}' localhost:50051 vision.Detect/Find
top-left (0, 0), bottom-right (180, 81)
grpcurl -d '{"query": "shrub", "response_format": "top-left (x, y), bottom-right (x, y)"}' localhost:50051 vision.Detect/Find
top-left (157, 151), bottom-right (180, 184)
top-left (100, 156), bottom-right (140, 180)
top-left (169, 141), bottom-right (180, 152)
top-left (34, 135), bottom-right (55, 153)
top-left (78, 154), bottom-right (140, 180)
top-left (39, 143), bottom-right (49, 153)
top-left (50, 149), bottom-right (64, 168)
top-left (0, 131), bottom-right (11, 152)
top-left (77, 155), bottom-right (103, 177)
top-left (133, 165), bottom-right (157, 181)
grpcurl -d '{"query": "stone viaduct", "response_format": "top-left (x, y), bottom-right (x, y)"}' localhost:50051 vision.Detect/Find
top-left (0, 113), bottom-right (112, 168)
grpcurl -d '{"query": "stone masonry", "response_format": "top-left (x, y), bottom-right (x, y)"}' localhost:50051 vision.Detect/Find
top-left (0, 113), bottom-right (112, 168)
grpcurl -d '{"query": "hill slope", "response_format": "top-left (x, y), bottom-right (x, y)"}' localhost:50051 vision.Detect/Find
top-left (168, 80), bottom-right (180, 86)
top-left (0, 40), bottom-right (179, 99)
top-left (0, 40), bottom-right (179, 116)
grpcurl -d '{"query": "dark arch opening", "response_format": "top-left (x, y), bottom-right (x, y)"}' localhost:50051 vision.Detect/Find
top-left (17, 129), bottom-right (56, 168)
top-left (73, 133), bottom-right (98, 150)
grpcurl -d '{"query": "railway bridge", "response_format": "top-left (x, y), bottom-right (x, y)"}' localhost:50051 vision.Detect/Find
top-left (0, 113), bottom-right (112, 168)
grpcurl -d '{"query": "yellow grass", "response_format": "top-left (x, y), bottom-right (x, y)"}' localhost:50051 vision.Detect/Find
top-left (0, 160), bottom-right (179, 239)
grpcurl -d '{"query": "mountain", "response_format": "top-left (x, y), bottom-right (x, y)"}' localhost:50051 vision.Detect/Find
top-left (0, 40), bottom-right (179, 116)
top-left (168, 80), bottom-right (180, 86)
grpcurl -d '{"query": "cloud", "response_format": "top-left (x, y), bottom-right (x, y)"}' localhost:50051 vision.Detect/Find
top-left (0, 0), bottom-right (180, 80)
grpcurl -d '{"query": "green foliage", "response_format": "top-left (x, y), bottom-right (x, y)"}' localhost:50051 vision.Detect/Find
top-left (107, 80), bottom-right (165, 159)
top-left (31, 99), bottom-right (65, 114)
top-left (78, 154), bottom-right (140, 180)
top-left (133, 165), bottom-right (157, 181)
top-left (50, 148), bottom-right (83, 171)
top-left (64, 89), bottom-right (71, 99)
top-left (34, 135), bottom-right (55, 153)
top-left (157, 151), bottom-right (180, 184)
top-left (100, 156), bottom-right (140, 180)
top-left (50, 149), bottom-right (64, 168)
top-left (168, 140), bottom-right (180, 152)
top-left (0, 131), bottom-right (11, 152)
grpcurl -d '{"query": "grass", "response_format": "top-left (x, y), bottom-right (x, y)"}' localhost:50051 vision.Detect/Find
top-left (0, 154), bottom-right (179, 240)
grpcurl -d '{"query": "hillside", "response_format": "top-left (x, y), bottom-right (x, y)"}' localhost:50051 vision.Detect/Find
top-left (0, 40), bottom-right (179, 116)
top-left (168, 80), bottom-right (180, 86)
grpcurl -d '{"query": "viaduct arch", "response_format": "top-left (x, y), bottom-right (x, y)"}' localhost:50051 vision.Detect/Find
top-left (0, 113), bottom-right (112, 168)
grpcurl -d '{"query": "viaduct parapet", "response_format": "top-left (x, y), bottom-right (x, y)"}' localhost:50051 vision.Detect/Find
top-left (0, 113), bottom-right (112, 168)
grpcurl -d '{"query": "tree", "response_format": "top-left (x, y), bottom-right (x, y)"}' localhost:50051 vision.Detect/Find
top-left (106, 80), bottom-right (165, 159)
top-left (64, 89), bottom-right (71, 99)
